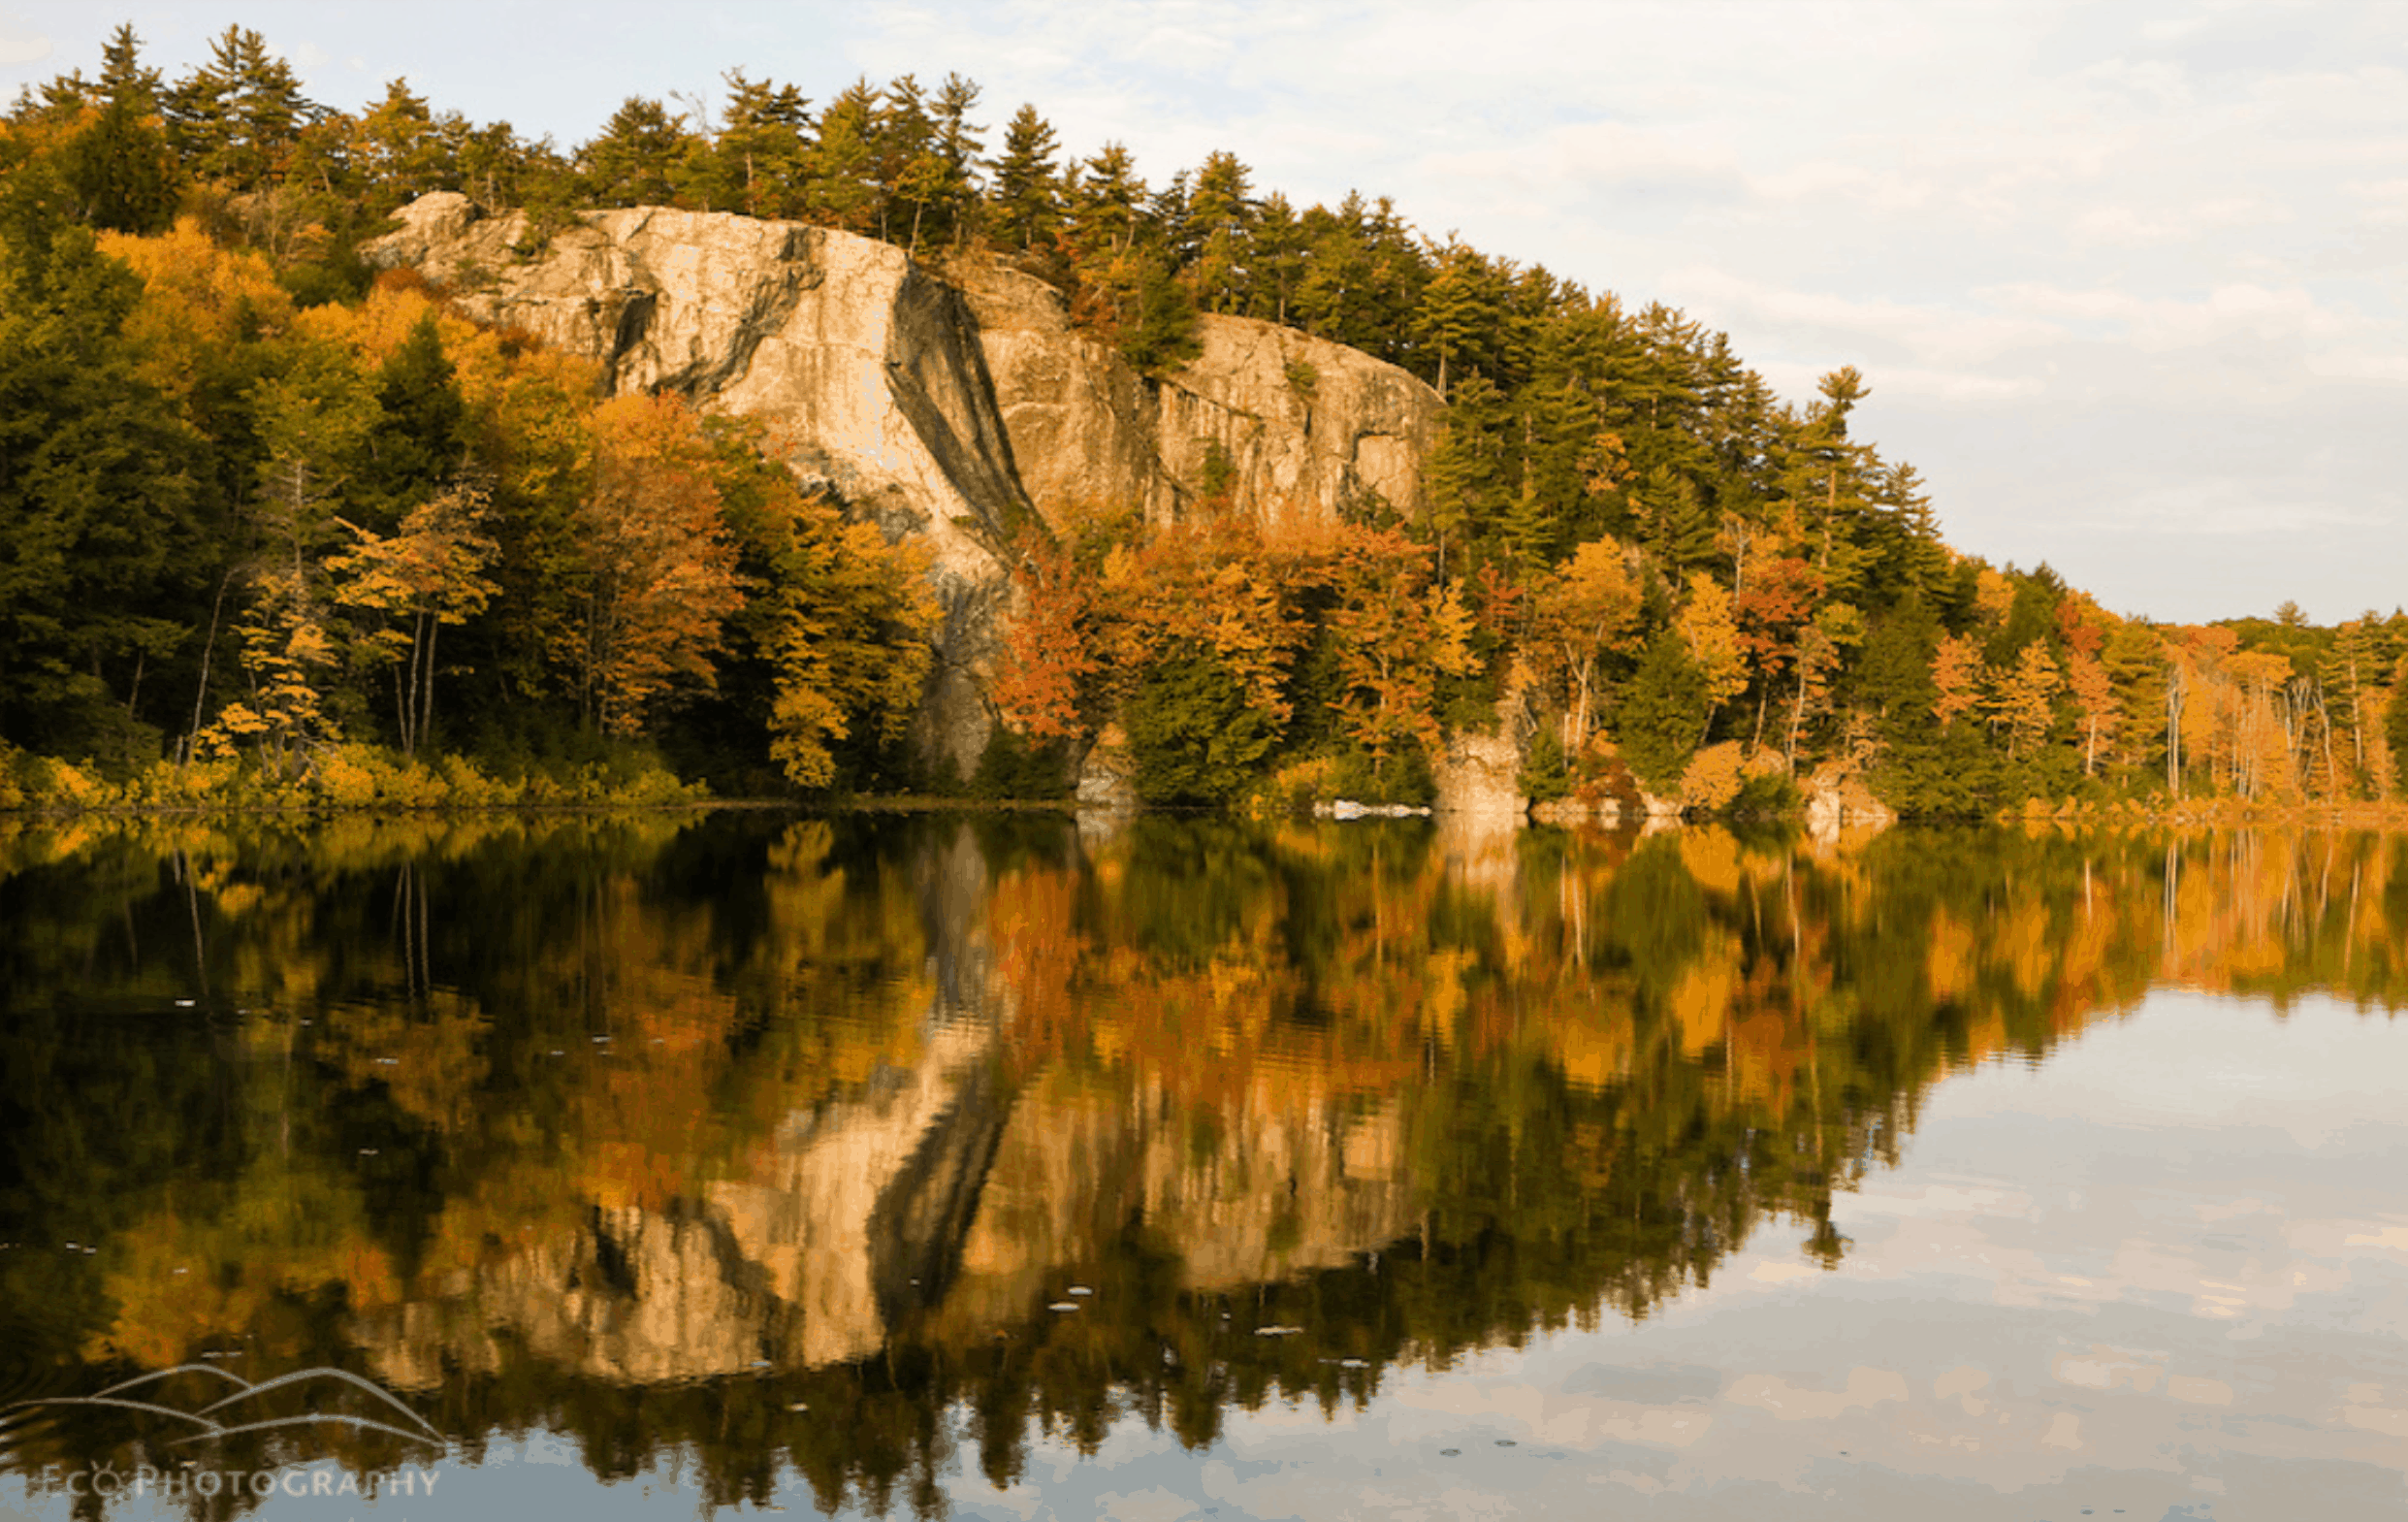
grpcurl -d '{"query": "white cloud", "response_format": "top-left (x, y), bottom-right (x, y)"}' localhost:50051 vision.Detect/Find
top-left (0, 26), bottom-right (48, 66)
top-left (1664, 269), bottom-right (2065, 368)
top-left (1980, 280), bottom-right (2351, 349)
top-left (2071, 196), bottom-right (2285, 246)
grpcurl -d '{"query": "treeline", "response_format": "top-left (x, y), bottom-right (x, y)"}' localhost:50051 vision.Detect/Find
top-left (5, 24), bottom-right (2405, 812)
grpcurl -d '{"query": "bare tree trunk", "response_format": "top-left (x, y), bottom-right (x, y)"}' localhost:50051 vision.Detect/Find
top-left (420, 615), bottom-right (439, 756)
top-left (2166, 666), bottom-right (2184, 794)
top-left (1786, 670), bottom-right (1807, 774)
top-left (183, 571), bottom-right (235, 765)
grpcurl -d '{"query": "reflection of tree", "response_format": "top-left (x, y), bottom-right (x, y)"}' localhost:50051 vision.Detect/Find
top-left (2, 818), bottom-right (2406, 1517)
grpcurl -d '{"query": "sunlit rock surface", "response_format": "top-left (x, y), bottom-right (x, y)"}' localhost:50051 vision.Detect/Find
top-left (364, 193), bottom-right (1443, 777)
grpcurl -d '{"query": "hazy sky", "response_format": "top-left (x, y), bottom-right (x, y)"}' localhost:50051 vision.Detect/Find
top-left (4, 1), bottom-right (2402, 625)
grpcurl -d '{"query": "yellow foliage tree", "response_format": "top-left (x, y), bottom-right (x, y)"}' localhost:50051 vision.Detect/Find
top-left (1675, 572), bottom-right (1748, 720)
top-left (1991, 641), bottom-right (2062, 759)
top-left (1531, 538), bottom-right (1643, 753)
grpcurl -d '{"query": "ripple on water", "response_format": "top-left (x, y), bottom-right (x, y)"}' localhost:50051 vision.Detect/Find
top-left (0, 1340), bottom-right (74, 1410)
top-left (0, 1346), bottom-right (80, 1464)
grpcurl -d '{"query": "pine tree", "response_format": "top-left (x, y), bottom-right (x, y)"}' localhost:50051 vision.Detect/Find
top-left (1411, 241), bottom-right (1495, 400)
top-left (701, 71), bottom-right (812, 218)
top-left (926, 73), bottom-right (983, 247)
top-left (578, 96), bottom-right (690, 208)
top-left (351, 79), bottom-right (461, 214)
top-left (163, 26), bottom-right (316, 192)
top-left (806, 81), bottom-right (882, 235)
top-left (987, 105), bottom-right (1062, 254)
top-left (0, 206), bottom-right (201, 752)
top-left (1618, 629), bottom-right (1708, 793)
top-left (1185, 150), bottom-right (1253, 314)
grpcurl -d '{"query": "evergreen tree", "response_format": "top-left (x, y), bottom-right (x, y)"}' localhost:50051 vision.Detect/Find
top-left (1125, 651), bottom-right (1274, 804)
top-left (360, 311), bottom-right (468, 522)
top-left (577, 96), bottom-right (690, 208)
top-left (0, 205), bottom-right (201, 754)
top-left (1617, 628), bottom-right (1708, 793)
top-left (926, 72), bottom-right (984, 247)
top-left (1185, 150), bottom-right (1252, 314)
top-left (1248, 191), bottom-right (1307, 326)
top-left (708, 71), bottom-right (813, 219)
top-left (1411, 241), bottom-right (1499, 399)
top-left (806, 81), bottom-right (883, 234)
top-left (51, 24), bottom-right (176, 234)
top-left (163, 26), bottom-right (316, 192)
top-left (987, 105), bottom-right (1062, 254)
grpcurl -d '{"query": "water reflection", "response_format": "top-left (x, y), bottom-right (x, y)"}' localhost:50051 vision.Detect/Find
top-left (0, 813), bottom-right (2403, 1516)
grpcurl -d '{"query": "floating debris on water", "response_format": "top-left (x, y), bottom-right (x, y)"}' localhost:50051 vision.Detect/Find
top-left (1067, 1285), bottom-right (1092, 1297)
top-left (1254, 1326), bottom-right (1302, 1337)
top-left (1048, 1302), bottom-right (1080, 1312)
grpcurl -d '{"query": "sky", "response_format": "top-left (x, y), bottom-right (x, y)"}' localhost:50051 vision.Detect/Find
top-left (2, 0), bottom-right (2403, 625)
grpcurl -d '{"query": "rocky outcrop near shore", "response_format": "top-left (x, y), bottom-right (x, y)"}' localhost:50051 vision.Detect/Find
top-left (364, 193), bottom-right (1444, 777)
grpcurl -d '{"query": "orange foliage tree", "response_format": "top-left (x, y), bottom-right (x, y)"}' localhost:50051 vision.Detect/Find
top-left (568, 395), bottom-right (745, 735)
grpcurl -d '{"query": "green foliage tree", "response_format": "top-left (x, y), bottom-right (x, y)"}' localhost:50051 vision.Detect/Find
top-left (1125, 651), bottom-right (1274, 804)
top-left (706, 71), bottom-right (812, 219)
top-left (0, 205), bottom-right (198, 755)
top-left (1617, 628), bottom-right (1708, 793)
top-left (51, 26), bottom-right (176, 234)
top-left (578, 96), bottom-right (691, 208)
top-left (163, 26), bottom-right (316, 193)
top-left (988, 105), bottom-right (1062, 254)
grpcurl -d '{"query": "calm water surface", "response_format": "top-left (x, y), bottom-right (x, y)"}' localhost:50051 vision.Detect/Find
top-left (1, 812), bottom-right (2404, 1520)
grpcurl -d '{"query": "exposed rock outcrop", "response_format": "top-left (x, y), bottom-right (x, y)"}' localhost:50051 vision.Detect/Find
top-left (364, 193), bottom-right (1445, 779)
top-left (1432, 729), bottom-right (1524, 820)
top-left (1805, 766), bottom-right (1899, 843)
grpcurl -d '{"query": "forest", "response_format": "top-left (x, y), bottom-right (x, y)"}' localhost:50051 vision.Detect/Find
top-left (3, 23), bottom-right (2406, 816)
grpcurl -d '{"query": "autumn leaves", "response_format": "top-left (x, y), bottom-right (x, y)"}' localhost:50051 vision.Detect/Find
top-left (993, 512), bottom-right (1477, 804)
top-left (82, 222), bottom-right (933, 793)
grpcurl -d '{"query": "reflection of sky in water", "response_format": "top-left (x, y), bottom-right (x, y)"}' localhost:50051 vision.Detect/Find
top-left (13, 991), bottom-right (2404, 1521)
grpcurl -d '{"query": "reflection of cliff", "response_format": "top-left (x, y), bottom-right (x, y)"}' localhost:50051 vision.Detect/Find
top-left (932, 1085), bottom-right (1414, 1339)
top-left (350, 821), bottom-right (1418, 1391)
top-left (357, 1031), bottom-right (1417, 1388)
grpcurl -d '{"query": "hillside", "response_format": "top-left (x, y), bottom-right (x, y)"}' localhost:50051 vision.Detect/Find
top-left (1, 24), bottom-right (2403, 816)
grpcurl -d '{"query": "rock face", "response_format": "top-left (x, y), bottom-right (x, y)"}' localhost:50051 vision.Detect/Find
top-left (364, 193), bottom-right (1444, 778)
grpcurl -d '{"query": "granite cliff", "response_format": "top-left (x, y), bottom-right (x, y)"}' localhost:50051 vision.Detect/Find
top-left (364, 193), bottom-right (1444, 781)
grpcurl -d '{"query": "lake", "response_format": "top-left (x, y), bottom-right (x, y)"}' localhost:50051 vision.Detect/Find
top-left (2, 812), bottom-right (2404, 1520)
